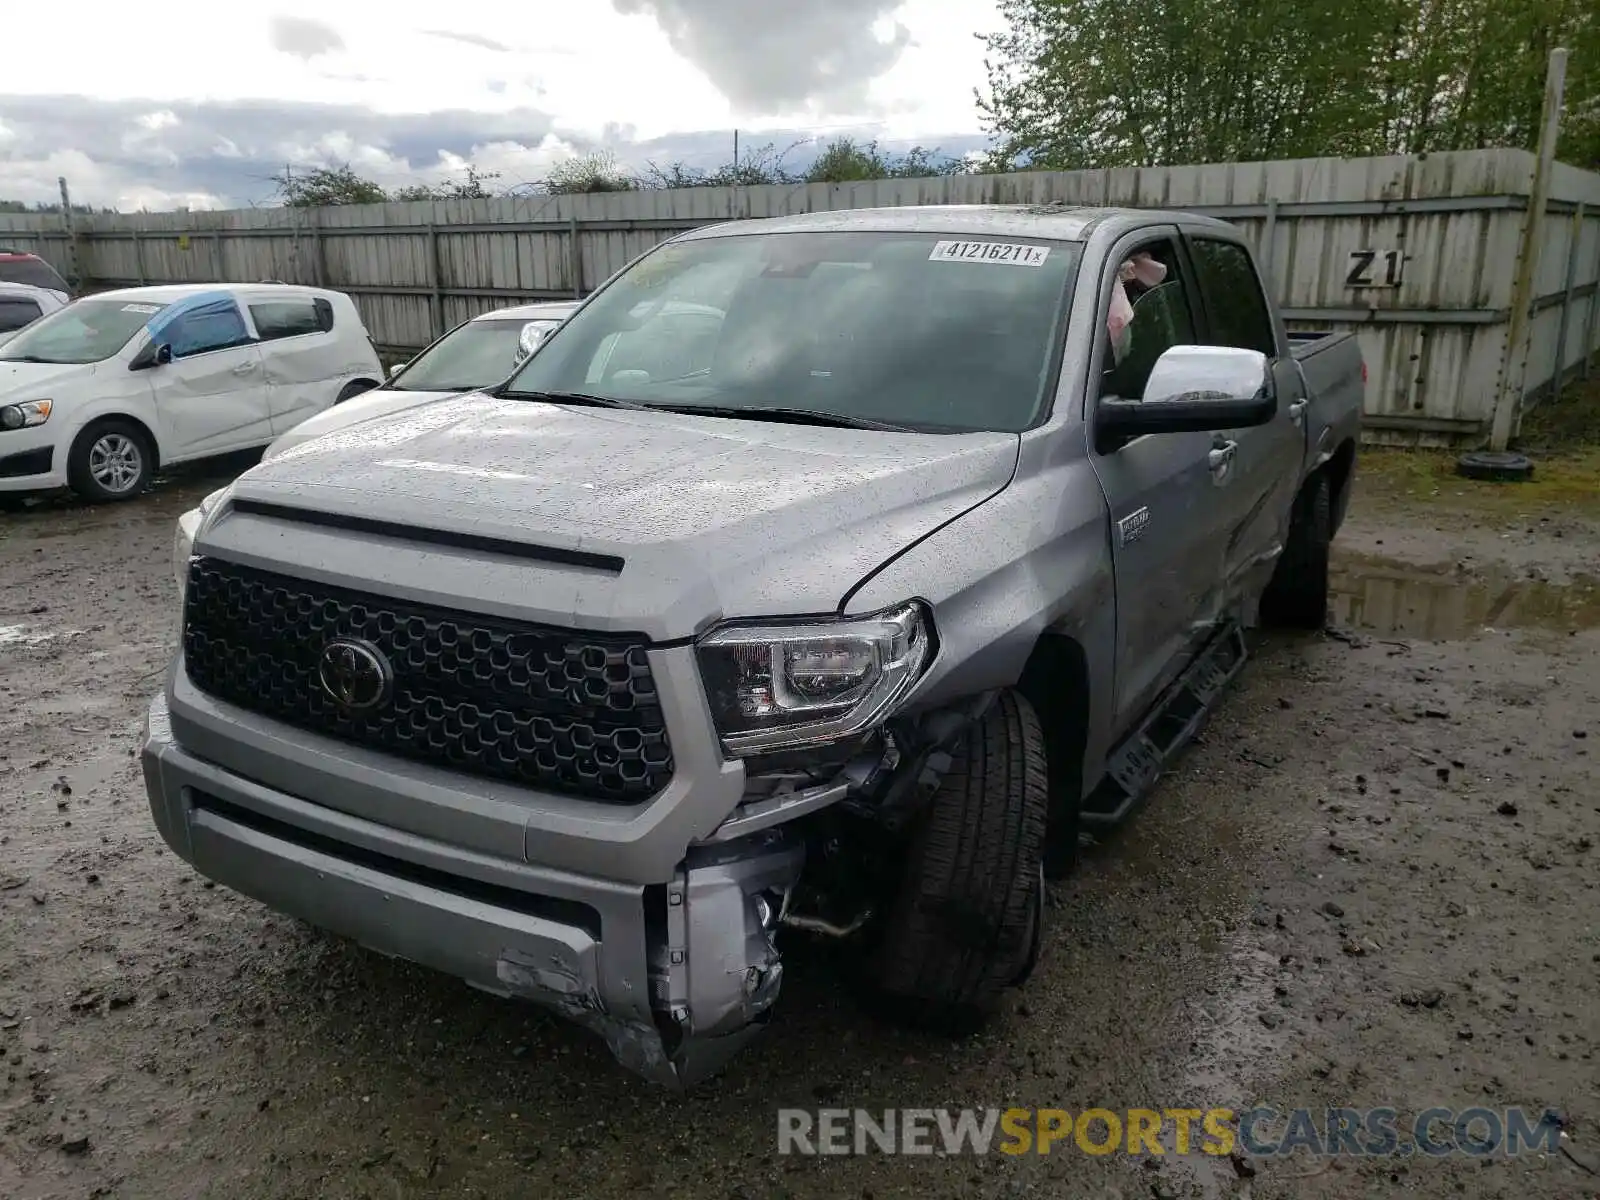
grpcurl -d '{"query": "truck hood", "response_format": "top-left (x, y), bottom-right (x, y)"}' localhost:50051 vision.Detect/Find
top-left (261, 385), bottom-right (464, 460)
top-left (0, 359), bottom-right (95, 398)
top-left (221, 394), bottom-right (1019, 638)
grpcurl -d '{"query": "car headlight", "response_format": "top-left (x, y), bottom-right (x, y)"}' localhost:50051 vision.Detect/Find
top-left (695, 601), bottom-right (936, 755)
top-left (174, 487), bottom-right (230, 597)
top-left (0, 400), bottom-right (52, 430)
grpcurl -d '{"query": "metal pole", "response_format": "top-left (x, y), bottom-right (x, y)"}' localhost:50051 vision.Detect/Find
top-left (1550, 202), bottom-right (1584, 403)
top-left (1489, 47), bottom-right (1566, 451)
top-left (1585, 213), bottom-right (1600, 381)
top-left (57, 177), bottom-right (81, 291)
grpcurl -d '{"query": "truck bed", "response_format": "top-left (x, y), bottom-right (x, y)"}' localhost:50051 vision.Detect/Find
top-left (1284, 327), bottom-right (1364, 504)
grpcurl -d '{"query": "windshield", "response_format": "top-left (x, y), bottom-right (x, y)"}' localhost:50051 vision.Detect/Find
top-left (0, 298), bottom-right (166, 365)
top-left (502, 230), bottom-right (1080, 433)
top-left (390, 317), bottom-right (562, 393)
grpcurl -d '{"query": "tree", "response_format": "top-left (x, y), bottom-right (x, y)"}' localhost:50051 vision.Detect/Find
top-left (804, 137), bottom-right (969, 183)
top-left (391, 164), bottom-right (503, 201)
top-left (978, 0), bottom-right (1599, 169)
top-left (542, 151), bottom-right (635, 195)
top-left (273, 164), bottom-right (388, 207)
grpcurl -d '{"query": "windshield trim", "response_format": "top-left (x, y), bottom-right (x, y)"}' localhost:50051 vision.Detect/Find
top-left (496, 229), bottom-right (1084, 434)
top-left (385, 315), bottom-right (556, 393)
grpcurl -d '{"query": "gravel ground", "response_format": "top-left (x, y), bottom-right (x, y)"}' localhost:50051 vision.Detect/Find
top-left (1, 457), bottom-right (1597, 1200)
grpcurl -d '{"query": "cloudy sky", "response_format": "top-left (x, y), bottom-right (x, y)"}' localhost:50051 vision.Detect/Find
top-left (0, 0), bottom-right (1002, 213)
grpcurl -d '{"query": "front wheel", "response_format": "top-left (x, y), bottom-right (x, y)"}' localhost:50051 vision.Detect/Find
top-left (870, 690), bottom-right (1049, 1033)
top-left (67, 420), bottom-right (153, 503)
top-left (335, 379), bottom-right (380, 404)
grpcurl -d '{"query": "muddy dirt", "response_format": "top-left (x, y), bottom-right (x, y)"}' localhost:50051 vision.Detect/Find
top-left (2, 462), bottom-right (1597, 1200)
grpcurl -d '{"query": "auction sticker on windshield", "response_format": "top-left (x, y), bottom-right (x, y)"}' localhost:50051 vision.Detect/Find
top-left (929, 241), bottom-right (1051, 267)
top-left (122, 303), bottom-right (163, 314)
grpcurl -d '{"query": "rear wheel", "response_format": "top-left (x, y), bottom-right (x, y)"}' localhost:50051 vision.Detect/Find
top-left (1261, 471), bottom-right (1332, 630)
top-left (67, 420), bottom-right (153, 503)
top-left (871, 690), bottom-right (1049, 1033)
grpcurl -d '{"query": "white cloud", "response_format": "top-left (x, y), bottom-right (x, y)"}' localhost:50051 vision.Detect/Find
top-left (0, 0), bottom-right (999, 211)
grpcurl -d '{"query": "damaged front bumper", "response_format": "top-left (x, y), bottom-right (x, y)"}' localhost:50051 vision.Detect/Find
top-left (140, 690), bottom-right (816, 1088)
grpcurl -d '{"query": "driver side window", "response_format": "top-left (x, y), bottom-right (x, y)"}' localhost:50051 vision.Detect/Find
top-left (1099, 239), bottom-right (1197, 402)
top-left (167, 300), bottom-right (252, 360)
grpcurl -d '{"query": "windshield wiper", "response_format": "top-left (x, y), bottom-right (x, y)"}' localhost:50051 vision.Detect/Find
top-left (0, 355), bottom-right (52, 364)
top-left (505, 388), bottom-right (648, 410)
top-left (653, 404), bottom-right (917, 432)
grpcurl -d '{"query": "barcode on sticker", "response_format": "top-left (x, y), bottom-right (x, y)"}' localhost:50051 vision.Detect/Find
top-left (122, 303), bottom-right (162, 314)
top-left (929, 241), bottom-right (1050, 267)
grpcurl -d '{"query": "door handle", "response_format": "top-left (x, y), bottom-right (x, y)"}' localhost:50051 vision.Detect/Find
top-left (1208, 440), bottom-right (1237, 471)
top-left (231, 361), bottom-right (257, 375)
top-left (1288, 398), bottom-right (1308, 427)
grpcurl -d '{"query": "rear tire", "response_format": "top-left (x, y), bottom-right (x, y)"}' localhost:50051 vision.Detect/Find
top-left (67, 419), bottom-right (153, 504)
top-left (335, 379), bottom-right (380, 404)
top-left (871, 690), bottom-right (1049, 1034)
top-left (1260, 471), bottom-right (1332, 630)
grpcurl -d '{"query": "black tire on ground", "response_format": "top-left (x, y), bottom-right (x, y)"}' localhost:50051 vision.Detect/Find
top-left (335, 379), bottom-right (380, 403)
top-left (871, 690), bottom-right (1050, 1034)
top-left (66, 419), bottom-right (153, 504)
top-left (1455, 451), bottom-right (1534, 482)
top-left (1260, 471), bottom-right (1332, 631)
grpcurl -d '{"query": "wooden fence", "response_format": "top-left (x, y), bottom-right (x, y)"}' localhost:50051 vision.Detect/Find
top-left (4, 148), bottom-right (1599, 444)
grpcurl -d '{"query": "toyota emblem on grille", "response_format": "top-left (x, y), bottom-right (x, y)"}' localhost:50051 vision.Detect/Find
top-left (317, 638), bottom-right (393, 712)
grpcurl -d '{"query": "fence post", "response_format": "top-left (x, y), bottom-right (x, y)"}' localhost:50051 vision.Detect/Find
top-left (57, 177), bottom-right (82, 291)
top-left (132, 227), bottom-right (147, 285)
top-left (1260, 197), bottom-right (1278, 285)
top-left (211, 231), bottom-right (224, 281)
top-left (1585, 213), bottom-right (1600, 381)
top-left (1550, 202), bottom-right (1584, 403)
top-left (1489, 47), bottom-right (1566, 452)
top-left (427, 223), bottom-right (443, 338)
top-left (569, 215), bottom-right (582, 298)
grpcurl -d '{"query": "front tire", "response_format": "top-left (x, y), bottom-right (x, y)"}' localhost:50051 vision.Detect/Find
top-left (67, 420), bottom-right (153, 503)
top-left (1260, 471), bottom-right (1332, 630)
top-left (871, 690), bottom-right (1049, 1033)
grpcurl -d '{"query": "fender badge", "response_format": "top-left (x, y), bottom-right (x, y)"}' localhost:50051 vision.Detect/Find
top-left (1118, 506), bottom-right (1150, 546)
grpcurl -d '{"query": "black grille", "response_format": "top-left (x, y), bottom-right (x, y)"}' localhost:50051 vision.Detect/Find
top-left (182, 557), bottom-right (673, 804)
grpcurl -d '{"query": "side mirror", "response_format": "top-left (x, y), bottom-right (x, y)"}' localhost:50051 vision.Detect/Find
top-left (387, 361), bottom-right (406, 379)
top-left (130, 341), bottom-right (173, 371)
top-left (1096, 346), bottom-right (1276, 450)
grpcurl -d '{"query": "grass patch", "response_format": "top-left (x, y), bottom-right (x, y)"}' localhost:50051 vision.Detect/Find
top-left (1358, 375), bottom-right (1600, 517)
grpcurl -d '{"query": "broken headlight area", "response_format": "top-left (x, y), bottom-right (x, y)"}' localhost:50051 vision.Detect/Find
top-left (695, 602), bottom-right (936, 756)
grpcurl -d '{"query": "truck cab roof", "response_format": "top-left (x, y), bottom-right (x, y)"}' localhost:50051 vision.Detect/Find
top-left (676, 204), bottom-right (1240, 245)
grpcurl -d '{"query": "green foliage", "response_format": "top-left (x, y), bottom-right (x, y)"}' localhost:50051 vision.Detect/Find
top-left (979, 0), bottom-right (1600, 169)
top-left (543, 151), bottom-right (636, 195)
top-left (273, 164), bottom-right (390, 207)
top-left (390, 165), bottom-right (503, 201)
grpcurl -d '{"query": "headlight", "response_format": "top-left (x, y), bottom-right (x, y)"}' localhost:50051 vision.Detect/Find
top-left (0, 400), bottom-right (52, 430)
top-left (174, 487), bottom-right (229, 596)
top-left (696, 601), bottom-right (936, 755)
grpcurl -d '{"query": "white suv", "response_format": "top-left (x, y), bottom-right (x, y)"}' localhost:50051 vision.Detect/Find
top-left (0, 283), bottom-right (383, 503)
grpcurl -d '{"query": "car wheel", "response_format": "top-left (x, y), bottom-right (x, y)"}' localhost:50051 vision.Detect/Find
top-left (870, 689), bottom-right (1049, 1034)
top-left (1260, 470), bottom-right (1332, 630)
top-left (335, 379), bottom-right (380, 404)
top-left (67, 420), bottom-right (153, 503)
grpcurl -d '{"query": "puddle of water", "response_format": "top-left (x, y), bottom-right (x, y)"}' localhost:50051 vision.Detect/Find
top-left (1330, 551), bottom-right (1600, 640)
top-left (0, 624), bottom-right (63, 647)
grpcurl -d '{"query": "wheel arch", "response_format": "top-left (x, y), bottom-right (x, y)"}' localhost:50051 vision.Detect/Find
top-left (72, 411), bottom-right (162, 472)
top-left (1323, 437), bottom-right (1357, 533)
top-left (1015, 631), bottom-right (1092, 872)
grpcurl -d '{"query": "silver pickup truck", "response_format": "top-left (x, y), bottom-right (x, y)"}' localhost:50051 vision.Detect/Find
top-left (142, 205), bottom-right (1363, 1088)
